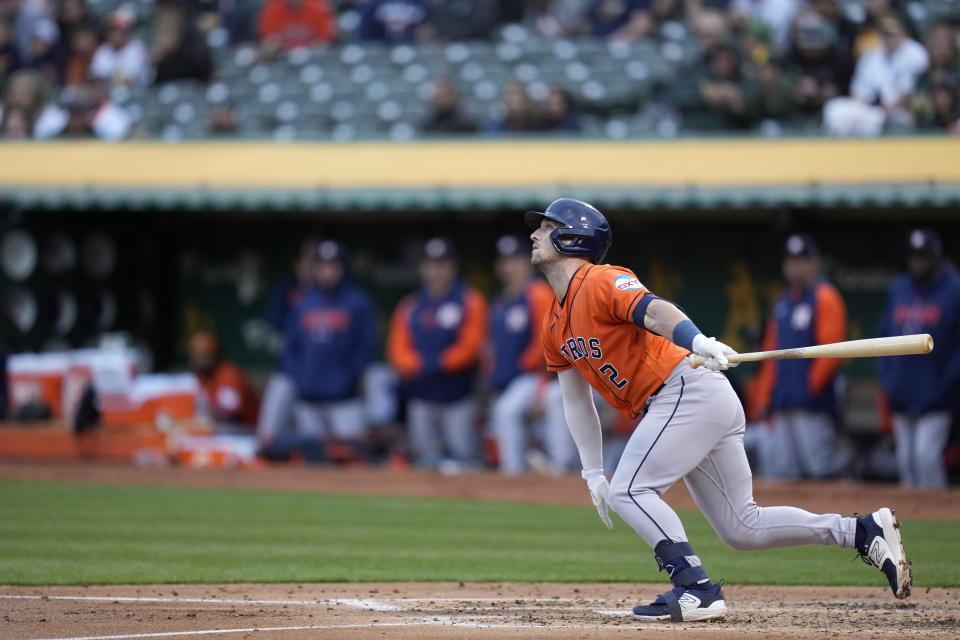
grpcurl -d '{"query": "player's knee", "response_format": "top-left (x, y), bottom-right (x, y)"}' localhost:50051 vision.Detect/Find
top-left (716, 507), bottom-right (766, 551)
top-left (605, 474), bottom-right (626, 510)
top-left (915, 446), bottom-right (943, 471)
top-left (607, 470), bottom-right (630, 498)
top-left (718, 531), bottom-right (764, 551)
top-left (607, 474), bottom-right (650, 514)
top-left (491, 401), bottom-right (523, 427)
top-left (715, 522), bottom-right (765, 551)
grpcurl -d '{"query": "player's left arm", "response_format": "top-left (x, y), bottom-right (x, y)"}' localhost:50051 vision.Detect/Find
top-left (640, 296), bottom-right (739, 371)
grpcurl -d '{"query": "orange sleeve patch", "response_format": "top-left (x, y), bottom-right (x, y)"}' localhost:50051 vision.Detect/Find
top-left (590, 266), bottom-right (650, 324)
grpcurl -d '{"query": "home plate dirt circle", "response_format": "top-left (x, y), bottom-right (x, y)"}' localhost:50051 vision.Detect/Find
top-left (2, 582), bottom-right (958, 640)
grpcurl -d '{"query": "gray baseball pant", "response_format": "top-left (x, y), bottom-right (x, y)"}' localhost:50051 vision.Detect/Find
top-left (492, 374), bottom-right (540, 474)
top-left (293, 399), bottom-right (367, 440)
top-left (492, 375), bottom-right (577, 474)
top-left (255, 372), bottom-right (296, 444)
top-left (408, 397), bottom-right (476, 467)
top-left (893, 411), bottom-right (951, 489)
top-left (607, 363), bottom-right (856, 551)
top-left (768, 409), bottom-right (837, 479)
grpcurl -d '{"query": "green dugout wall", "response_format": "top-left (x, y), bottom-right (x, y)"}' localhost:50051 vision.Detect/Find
top-left (1, 137), bottom-right (958, 376)
top-left (1, 207), bottom-right (955, 382)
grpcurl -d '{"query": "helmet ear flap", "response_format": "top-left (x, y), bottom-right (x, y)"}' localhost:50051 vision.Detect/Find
top-left (550, 228), bottom-right (598, 263)
top-left (553, 230), bottom-right (579, 250)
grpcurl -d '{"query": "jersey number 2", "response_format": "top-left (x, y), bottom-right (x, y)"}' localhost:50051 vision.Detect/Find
top-left (599, 363), bottom-right (628, 389)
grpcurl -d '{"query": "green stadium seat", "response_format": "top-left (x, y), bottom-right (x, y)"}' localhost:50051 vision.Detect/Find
top-left (299, 64), bottom-right (325, 85)
top-left (389, 121), bottom-right (416, 141)
top-left (308, 82), bottom-right (336, 104)
top-left (275, 101), bottom-right (300, 123)
top-left (444, 43), bottom-right (472, 64)
top-left (331, 123), bottom-right (357, 141)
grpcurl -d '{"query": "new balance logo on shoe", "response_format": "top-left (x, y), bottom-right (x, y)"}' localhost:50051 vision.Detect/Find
top-left (678, 593), bottom-right (701, 608)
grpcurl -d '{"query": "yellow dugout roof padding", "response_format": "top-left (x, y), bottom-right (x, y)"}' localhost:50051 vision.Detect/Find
top-left (0, 137), bottom-right (958, 210)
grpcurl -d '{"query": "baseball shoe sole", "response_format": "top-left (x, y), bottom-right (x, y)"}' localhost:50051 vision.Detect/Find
top-left (633, 582), bottom-right (727, 622)
top-left (858, 507), bottom-right (913, 599)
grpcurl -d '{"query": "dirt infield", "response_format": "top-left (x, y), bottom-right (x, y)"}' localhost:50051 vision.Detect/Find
top-left (2, 460), bottom-right (959, 639)
top-left (2, 582), bottom-right (959, 640)
top-left (1, 460), bottom-right (959, 521)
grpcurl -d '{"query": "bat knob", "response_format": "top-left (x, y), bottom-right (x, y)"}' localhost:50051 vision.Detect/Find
top-left (687, 354), bottom-right (706, 369)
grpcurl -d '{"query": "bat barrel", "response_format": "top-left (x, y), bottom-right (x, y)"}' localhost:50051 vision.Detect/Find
top-left (688, 334), bottom-right (933, 369)
top-left (821, 333), bottom-right (935, 358)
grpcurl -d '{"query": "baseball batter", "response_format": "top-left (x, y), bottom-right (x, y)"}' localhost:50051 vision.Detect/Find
top-left (526, 198), bottom-right (913, 622)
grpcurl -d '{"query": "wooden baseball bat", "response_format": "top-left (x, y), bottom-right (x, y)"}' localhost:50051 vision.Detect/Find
top-left (688, 334), bottom-right (933, 369)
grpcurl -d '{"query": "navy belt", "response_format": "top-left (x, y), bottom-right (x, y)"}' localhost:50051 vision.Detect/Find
top-left (641, 382), bottom-right (666, 413)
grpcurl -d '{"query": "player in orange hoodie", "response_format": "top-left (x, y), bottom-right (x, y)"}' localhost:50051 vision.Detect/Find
top-left (189, 331), bottom-right (258, 429)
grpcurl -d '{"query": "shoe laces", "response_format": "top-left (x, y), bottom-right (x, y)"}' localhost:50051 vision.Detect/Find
top-left (680, 579), bottom-right (724, 595)
top-left (853, 551), bottom-right (873, 566)
top-left (851, 512), bottom-right (870, 563)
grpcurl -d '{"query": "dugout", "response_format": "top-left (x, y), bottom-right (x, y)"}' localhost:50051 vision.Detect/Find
top-left (1, 137), bottom-right (959, 475)
top-left (2, 137), bottom-right (959, 368)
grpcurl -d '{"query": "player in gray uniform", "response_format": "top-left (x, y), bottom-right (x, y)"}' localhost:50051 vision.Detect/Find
top-left (527, 198), bottom-right (913, 622)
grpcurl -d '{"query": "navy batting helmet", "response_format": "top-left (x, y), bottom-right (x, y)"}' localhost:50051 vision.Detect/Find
top-left (524, 198), bottom-right (612, 264)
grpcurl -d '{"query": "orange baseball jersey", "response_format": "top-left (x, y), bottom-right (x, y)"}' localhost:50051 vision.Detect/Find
top-left (197, 361), bottom-right (259, 426)
top-left (542, 264), bottom-right (689, 419)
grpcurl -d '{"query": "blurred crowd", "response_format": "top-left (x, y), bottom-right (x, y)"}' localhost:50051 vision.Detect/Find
top-left (1, 0), bottom-right (958, 139)
top-left (160, 227), bottom-right (959, 489)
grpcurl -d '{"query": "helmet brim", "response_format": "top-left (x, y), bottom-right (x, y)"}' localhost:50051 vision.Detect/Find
top-left (525, 210), bottom-right (569, 231)
top-left (524, 210), bottom-right (546, 230)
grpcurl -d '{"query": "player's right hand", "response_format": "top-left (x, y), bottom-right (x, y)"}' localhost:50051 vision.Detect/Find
top-left (581, 468), bottom-right (613, 529)
top-left (691, 334), bottom-right (739, 371)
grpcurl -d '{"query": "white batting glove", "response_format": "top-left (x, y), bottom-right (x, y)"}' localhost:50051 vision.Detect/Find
top-left (581, 467), bottom-right (613, 529)
top-left (691, 334), bottom-right (739, 371)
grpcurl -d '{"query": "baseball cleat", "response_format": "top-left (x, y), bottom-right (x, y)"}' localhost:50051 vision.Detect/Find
top-left (856, 508), bottom-right (913, 599)
top-left (633, 582), bottom-right (726, 622)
